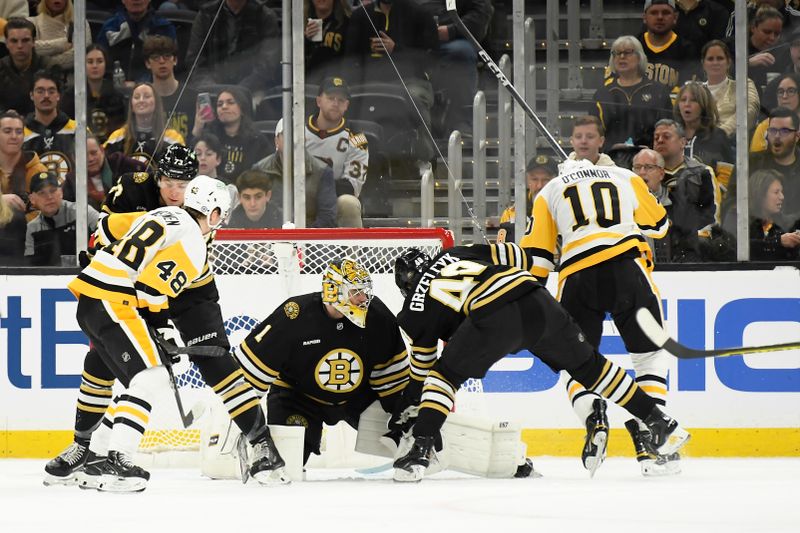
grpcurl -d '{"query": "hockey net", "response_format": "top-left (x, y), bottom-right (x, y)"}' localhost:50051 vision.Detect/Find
top-left (137, 227), bottom-right (483, 461)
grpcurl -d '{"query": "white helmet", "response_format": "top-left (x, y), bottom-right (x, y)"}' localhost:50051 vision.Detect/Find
top-left (183, 175), bottom-right (232, 229)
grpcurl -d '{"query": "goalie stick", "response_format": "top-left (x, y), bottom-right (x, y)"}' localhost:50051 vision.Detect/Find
top-left (635, 308), bottom-right (800, 359)
top-left (445, 0), bottom-right (567, 160)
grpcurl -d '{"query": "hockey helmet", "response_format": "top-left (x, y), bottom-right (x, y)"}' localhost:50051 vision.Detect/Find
top-left (158, 144), bottom-right (199, 180)
top-left (183, 175), bottom-right (232, 229)
top-left (322, 257), bottom-right (373, 328)
top-left (394, 248), bottom-right (432, 298)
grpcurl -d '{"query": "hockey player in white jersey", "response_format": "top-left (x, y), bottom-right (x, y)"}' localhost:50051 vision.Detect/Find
top-left (521, 158), bottom-right (679, 477)
top-left (305, 76), bottom-right (368, 227)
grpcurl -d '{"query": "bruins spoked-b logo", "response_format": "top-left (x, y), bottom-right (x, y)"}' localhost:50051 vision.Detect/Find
top-left (315, 348), bottom-right (363, 392)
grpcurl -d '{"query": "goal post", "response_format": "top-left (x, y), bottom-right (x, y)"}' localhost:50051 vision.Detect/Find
top-left (138, 227), bottom-right (465, 465)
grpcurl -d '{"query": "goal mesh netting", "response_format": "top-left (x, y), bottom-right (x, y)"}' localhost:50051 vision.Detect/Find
top-left (138, 228), bottom-right (484, 455)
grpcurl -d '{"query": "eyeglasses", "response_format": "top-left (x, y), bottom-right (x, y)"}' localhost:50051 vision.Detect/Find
top-left (777, 87), bottom-right (798, 97)
top-left (148, 53), bottom-right (174, 61)
top-left (33, 88), bottom-right (58, 95)
top-left (632, 163), bottom-right (663, 173)
top-left (766, 127), bottom-right (798, 137)
top-left (611, 49), bottom-right (636, 58)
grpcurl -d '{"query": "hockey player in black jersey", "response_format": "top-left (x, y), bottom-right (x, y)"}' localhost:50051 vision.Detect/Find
top-left (233, 258), bottom-right (411, 465)
top-left (44, 144), bottom-right (287, 487)
top-left (391, 243), bottom-right (690, 482)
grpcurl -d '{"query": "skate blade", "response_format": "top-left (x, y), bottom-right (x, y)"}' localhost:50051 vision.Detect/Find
top-left (42, 473), bottom-right (79, 487)
top-left (97, 474), bottom-right (147, 493)
top-left (641, 459), bottom-right (682, 477)
top-left (393, 465), bottom-right (425, 483)
top-left (586, 431), bottom-right (608, 478)
top-left (657, 427), bottom-right (690, 456)
top-left (252, 467), bottom-right (291, 486)
top-left (76, 472), bottom-right (101, 490)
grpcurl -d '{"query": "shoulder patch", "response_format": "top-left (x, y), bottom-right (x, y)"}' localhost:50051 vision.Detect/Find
top-left (349, 132), bottom-right (368, 149)
top-left (133, 172), bottom-right (150, 184)
top-left (284, 301), bottom-right (300, 319)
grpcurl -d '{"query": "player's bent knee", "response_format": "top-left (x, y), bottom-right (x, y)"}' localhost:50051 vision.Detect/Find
top-left (336, 195), bottom-right (363, 228)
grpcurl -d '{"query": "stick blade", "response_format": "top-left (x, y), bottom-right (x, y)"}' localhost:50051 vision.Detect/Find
top-left (635, 308), bottom-right (669, 348)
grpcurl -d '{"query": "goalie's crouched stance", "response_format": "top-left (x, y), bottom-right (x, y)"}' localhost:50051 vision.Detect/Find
top-left (392, 246), bottom-right (690, 482)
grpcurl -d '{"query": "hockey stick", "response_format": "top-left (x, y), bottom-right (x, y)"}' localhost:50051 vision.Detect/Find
top-left (158, 337), bottom-right (229, 358)
top-left (635, 308), bottom-right (800, 359)
top-left (445, 0), bottom-right (568, 161)
top-left (152, 331), bottom-right (209, 428)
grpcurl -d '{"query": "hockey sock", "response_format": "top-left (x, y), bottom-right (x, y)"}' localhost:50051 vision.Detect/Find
top-left (107, 367), bottom-right (167, 455)
top-left (74, 371), bottom-right (115, 440)
top-left (413, 370), bottom-right (456, 442)
top-left (631, 350), bottom-right (669, 408)
top-left (208, 371), bottom-right (265, 443)
top-left (570, 353), bottom-right (657, 421)
top-left (565, 376), bottom-right (600, 424)
top-left (88, 397), bottom-right (117, 456)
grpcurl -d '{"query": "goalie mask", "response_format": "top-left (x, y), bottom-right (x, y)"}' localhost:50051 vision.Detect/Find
top-left (394, 248), bottom-right (433, 298)
top-left (322, 258), bottom-right (373, 328)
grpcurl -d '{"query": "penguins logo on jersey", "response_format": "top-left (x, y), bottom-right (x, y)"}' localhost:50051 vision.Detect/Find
top-left (315, 348), bottom-right (363, 392)
top-left (284, 301), bottom-right (300, 319)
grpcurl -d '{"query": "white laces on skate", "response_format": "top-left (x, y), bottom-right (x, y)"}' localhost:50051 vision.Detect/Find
top-left (61, 442), bottom-right (87, 465)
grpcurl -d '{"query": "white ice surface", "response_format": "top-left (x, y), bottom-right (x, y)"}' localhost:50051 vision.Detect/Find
top-left (1, 457), bottom-right (797, 533)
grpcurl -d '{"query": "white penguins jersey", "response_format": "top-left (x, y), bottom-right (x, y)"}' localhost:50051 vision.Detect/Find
top-left (520, 163), bottom-right (669, 286)
top-left (305, 116), bottom-right (369, 196)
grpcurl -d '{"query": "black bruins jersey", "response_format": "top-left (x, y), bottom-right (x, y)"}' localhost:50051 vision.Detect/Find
top-left (397, 243), bottom-right (541, 383)
top-left (235, 293), bottom-right (409, 407)
top-left (102, 171), bottom-right (162, 214)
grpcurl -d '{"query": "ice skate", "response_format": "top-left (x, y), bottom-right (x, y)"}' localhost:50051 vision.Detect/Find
top-left (97, 451), bottom-right (150, 493)
top-left (643, 407), bottom-right (690, 456)
top-left (393, 435), bottom-right (436, 482)
top-left (43, 439), bottom-right (89, 486)
top-left (582, 398), bottom-right (609, 477)
top-left (625, 419), bottom-right (681, 476)
top-left (77, 451), bottom-right (107, 490)
top-left (514, 458), bottom-right (543, 478)
top-left (249, 433), bottom-right (290, 485)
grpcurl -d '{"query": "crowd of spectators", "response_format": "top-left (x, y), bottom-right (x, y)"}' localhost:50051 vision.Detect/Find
top-left (1, 0), bottom-right (799, 265)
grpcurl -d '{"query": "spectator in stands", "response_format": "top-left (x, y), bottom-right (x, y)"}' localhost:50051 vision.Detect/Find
top-left (0, 18), bottom-right (47, 116)
top-left (143, 35), bottom-right (195, 140)
top-left (0, 2), bottom-right (30, 60)
top-left (567, 115), bottom-right (616, 166)
top-left (104, 81), bottom-right (184, 165)
top-left (673, 81), bottom-right (735, 191)
top-left (345, 0), bottom-right (438, 163)
top-left (27, 0), bottom-right (91, 77)
top-left (723, 169), bottom-right (800, 260)
top-left (226, 169), bottom-right (281, 229)
top-left (185, 0), bottom-right (280, 91)
top-left (62, 134), bottom-right (147, 210)
top-left (304, 0), bottom-right (351, 85)
top-left (749, 107), bottom-right (800, 222)
top-left (23, 70), bottom-right (77, 182)
top-left (422, 0), bottom-right (493, 134)
top-left (497, 154), bottom-right (557, 244)
top-left (701, 39), bottom-right (760, 138)
top-left (97, 0), bottom-right (176, 84)
top-left (0, 193), bottom-right (27, 265)
top-left (751, 73), bottom-right (800, 152)
top-left (653, 118), bottom-right (718, 262)
top-left (638, 0), bottom-right (699, 89)
top-left (305, 76), bottom-right (366, 228)
top-left (192, 87), bottom-right (269, 184)
top-left (252, 118), bottom-right (337, 228)
top-left (591, 35), bottom-right (673, 151)
top-left (24, 170), bottom-right (99, 265)
top-left (632, 147), bottom-right (671, 262)
top-left (192, 132), bottom-right (222, 179)
top-left (674, 0), bottom-right (729, 54)
top-left (732, 6), bottom-right (788, 95)
top-left (0, 110), bottom-right (46, 214)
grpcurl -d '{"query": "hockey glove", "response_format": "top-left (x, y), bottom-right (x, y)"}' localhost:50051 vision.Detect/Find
top-left (156, 326), bottom-right (181, 364)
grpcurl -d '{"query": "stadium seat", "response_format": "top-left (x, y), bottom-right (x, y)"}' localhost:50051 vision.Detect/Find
top-left (157, 9), bottom-right (197, 73)
top-left (253, 120), bottom-right (279, 148)
top-left (86, 10), bottom-right (112, 42)
top-left (347, 83), bottom-right (420, 159)
top-left (255, 85), bottom-right (320, 121)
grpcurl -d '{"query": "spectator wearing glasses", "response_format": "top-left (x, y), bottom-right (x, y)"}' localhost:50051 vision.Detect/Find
top-left (632, 148), bottom-right (671, 262)
top-left (749, 107), bottom-right (800, 223)
top-left (591, 35), bottom-right (673, 151)
top-left (751, 73), bottom-right (800, 152)
top-left (700, 39), bottom-right (760, 139)
top-left (143, 35), bottom-right (195, 140)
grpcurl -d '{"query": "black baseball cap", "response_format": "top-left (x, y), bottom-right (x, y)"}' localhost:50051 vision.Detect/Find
top-left (319, 76), bottom-right (350, 98)
top-left (30, 171), bottom-right (60, 193)
top-left (526, 154), bottom-right (558, 176)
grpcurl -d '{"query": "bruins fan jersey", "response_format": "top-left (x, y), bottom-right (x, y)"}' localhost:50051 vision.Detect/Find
top-left (104, 128), bottom-right (185, 165)
top-left (398, 243), bottom-right (540, 383)
top-left (102, 171), bottom-right (162, 214)
top-left (520, 164), bottom-right (668, 286)
top-left (23, 112), bottom-right (77, 183)
top-left (69, 206), bottom-right (208, 314)
top-left (235, 293), bottom-right (408, 408)
top-left (305, 116), bottom-right (369, 197)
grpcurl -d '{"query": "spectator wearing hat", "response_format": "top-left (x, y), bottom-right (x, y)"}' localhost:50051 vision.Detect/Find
top-left (226, 169), bottom-right (282, 229)
top-left (252, 118), bottom-right (337, 228)
top-left (24, 170), bottom-right (99, 265)
top-left (496, 154), bottom-right (557, 244)
top-left (637, 0), bottom-right (700, 90)
top-left (305, 76), bottom-right (367, 228)
top-left (0, 109), bottom-right (47, 216)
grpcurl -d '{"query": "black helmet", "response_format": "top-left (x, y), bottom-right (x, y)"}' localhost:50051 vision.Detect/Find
top-left (394, 248), bottom-right (432, 298)
top-left (158, 144), bottom-right (198, 180)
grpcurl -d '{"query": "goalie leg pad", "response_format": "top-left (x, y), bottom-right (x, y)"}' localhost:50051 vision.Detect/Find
top-left (354, 401), bottom-right (395, 458)
top-left (440, 412), bottom-right (524, 479)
